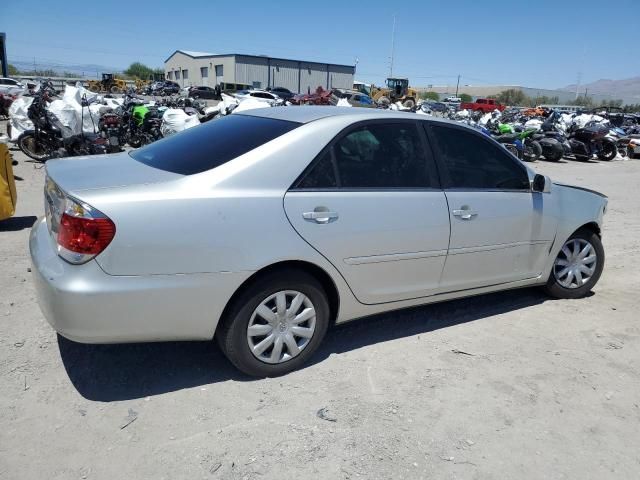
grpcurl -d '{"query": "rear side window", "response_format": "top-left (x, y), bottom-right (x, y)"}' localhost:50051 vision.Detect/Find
top-left (130, 115), bottom-right (300, 175)
top-left (297, 122), bottom-right (433, 189)
top-left (429, 125), bottom-right (530, 190)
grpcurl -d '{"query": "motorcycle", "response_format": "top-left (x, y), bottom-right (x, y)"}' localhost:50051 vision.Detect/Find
top-left (487, 120), bottom-right (542, 162)
top-left (116, 93), bottom-right (164, 148)
top-left (567, 121), bottom-right (617, 161)
top-left (17, 82), bottom-right (110, 161)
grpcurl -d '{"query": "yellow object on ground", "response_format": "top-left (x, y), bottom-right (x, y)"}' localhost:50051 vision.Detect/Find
top-left (0, 143), bottom-right (17, 221)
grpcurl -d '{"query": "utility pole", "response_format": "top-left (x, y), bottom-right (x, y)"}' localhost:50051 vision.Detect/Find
top-left (575, 71), bottom-right (582, 100)
top-left (455, 74), bottom-right (461, 96)
top-left (389, 14), bottom-right (396, 78)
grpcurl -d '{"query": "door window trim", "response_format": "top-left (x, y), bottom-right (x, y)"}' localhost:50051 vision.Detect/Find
top-left (422, 121), bottom-right (533, 193)
top-left (290, 119), bottom-right (442, 192)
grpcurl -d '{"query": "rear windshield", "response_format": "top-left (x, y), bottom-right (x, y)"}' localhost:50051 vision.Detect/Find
top-left (129, 114), bottom-right (301, 175)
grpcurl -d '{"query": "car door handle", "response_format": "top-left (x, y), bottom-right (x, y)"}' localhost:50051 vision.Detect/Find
top-left (452, 209), bottom-right (478, 220)
top-left (303, 209), bottom-right (339, 224)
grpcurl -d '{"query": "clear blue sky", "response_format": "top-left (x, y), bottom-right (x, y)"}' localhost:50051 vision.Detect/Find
top-left (4, 0), bottom-right (639, 90)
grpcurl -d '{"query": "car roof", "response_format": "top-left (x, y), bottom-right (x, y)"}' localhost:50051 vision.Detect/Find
top-left (237, 105), bottom-right (452, 124)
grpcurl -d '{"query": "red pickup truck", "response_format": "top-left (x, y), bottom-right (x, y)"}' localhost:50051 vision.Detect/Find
top-left (460, 98), bottom-right (506, 112)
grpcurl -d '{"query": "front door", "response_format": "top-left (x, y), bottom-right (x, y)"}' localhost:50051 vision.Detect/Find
top-left (284, 121), bottom-right (450, 305)
top-left (426, 123), bottom-right (558, 291)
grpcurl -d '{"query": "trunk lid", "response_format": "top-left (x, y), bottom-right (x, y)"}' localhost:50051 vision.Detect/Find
top-left (45, 152), bottom-right (181, 193)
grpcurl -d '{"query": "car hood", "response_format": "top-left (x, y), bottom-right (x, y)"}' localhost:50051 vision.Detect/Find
top-left (45, 151), bottom-right (181, 194)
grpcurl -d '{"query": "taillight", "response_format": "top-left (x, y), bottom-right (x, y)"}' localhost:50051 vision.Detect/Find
top-left (45, 178), bottom-right (115, 264)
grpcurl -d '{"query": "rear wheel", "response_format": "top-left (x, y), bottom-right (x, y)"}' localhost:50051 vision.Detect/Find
top-left (544, 229), bottom-right (604, 299)
top-left (523, 139), bottom-right (542, 162)
top-left (110, 86), bottom-right (122, 94)
top-left (217, 269), bottom-right (330, 377)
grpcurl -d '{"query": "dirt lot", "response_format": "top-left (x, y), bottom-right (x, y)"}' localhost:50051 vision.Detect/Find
top-left (1, 128), bottom-right (639, 479)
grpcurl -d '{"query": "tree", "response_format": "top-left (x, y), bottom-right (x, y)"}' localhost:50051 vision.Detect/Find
top-left (124, 62), bottom-right (154, 80)
top-left (8, 64), bottom-right (19, 76)
top-left (419, 91), bottom-right (439, 101)
top-left (495, 89), bottom-right (527, 106)
top-left (570, 95), bottom-right (594, 107)
top-left (459, 93), bottom-right (472, 103)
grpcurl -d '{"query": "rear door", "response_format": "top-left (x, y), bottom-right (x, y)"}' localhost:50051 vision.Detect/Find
top-left (284, 120), bottom-right (451, 305)
top-left (425, 123), bottom-right (558, 291)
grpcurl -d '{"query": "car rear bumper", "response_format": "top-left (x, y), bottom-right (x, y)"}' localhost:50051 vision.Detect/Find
top-left (29, 217), bottom-right (251, 343)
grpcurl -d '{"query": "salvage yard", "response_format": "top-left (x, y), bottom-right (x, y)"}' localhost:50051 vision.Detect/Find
top-left (1, 124), bottom-right (640, 479)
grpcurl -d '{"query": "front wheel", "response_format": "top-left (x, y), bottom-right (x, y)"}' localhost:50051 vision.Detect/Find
top-left (402, 98), bottom-right (416, 109)
top-left (17, 132), bottom-right (55, 161)
top-left (217, 269), bottom-right (330, 377)
top-left (544, 229), bottom-right (604, 299)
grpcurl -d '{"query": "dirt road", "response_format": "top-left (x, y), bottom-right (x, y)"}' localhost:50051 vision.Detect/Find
top-left (1, 135), bottom-right (639, 479)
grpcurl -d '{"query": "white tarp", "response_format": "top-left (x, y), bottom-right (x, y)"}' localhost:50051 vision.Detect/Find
top-left (8, 96), bottom-right (34, 141)
top-left (524, 119), bottom-right (543, 130)
top-left (336, 98), bottom-right (352, 107)
top-left (161, 108), bottom-right (200, 137)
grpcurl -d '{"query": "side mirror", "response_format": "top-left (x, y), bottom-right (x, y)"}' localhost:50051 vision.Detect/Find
top-left (532, 174), bottom-right (551, 193)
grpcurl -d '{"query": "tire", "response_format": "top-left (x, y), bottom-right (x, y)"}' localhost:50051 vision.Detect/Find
top-left (543, 149), bottom-right (563, 162)
top-left (523, 139), bottom-right (542, 162)
top-left (597, 140), bottom-right (617, 161)
top-left (543, 229), bottom-right (604, 299)
top-left (377, 96), bottom-right (391, 107)
top-left (110, 86), bottom-right (122, 94)
top-left (17, 131), bottom-right (54, 161)
top-left (217, 269), bottom-right (330, 377)
top-left (402, 98), bottom-right (416, 109)
top-left (542, 144), bottom-right (563, 161)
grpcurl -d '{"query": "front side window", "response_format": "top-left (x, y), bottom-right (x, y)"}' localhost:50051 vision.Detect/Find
top-left (174, 70), bottom-right (180, 80)
top-left (182, 69), bottom-right (188, 80)
top-left (297, 122), bottom-right (432, 189)
top-left (429, 125), bottom-right (530, 190)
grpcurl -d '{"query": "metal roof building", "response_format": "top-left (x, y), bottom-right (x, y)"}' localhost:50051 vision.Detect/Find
top-left (164, 50), bottom-right (355, 94)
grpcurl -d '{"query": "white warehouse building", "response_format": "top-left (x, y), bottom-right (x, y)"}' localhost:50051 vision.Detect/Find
top-left (164, 50), bottom-right (356, 94)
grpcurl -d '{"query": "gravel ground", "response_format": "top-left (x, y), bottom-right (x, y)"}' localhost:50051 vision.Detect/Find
top-left (1, 124), bottom-right (639, 479)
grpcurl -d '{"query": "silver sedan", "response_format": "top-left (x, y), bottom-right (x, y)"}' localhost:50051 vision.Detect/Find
top-left (30, 107), bottom-right (608, 376)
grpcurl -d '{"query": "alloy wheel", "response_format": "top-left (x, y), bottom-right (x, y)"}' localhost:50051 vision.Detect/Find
top-left (553, 238), bottom-right (597, 289)
top-left (247, 290), bottom-right (317, 364)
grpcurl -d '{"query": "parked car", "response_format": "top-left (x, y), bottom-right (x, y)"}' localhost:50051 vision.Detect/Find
top-left (234, 89), bottom-right (281, 102)
top-left (331, 89), bottom-right (375, 108)
top-left (267, 87), bottom-right (294, 101)
top-left (147, 81), bottom-right (180, 96)
top-left (460, 97), bottom-right (506, 113)
top-left (30, 107), bottom-right (607, 377)
top-left (0, 77), bottom-right (25, 95)
top-left (443, 96), bottom-right (462, 103)
top-left (187, 86), bottom-right (219, 100)
top-left (420, 101), bottom-right (450, 113)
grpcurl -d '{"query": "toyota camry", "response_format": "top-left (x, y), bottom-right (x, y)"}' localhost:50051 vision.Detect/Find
top-left (30, 107), bottom-right (608, 376)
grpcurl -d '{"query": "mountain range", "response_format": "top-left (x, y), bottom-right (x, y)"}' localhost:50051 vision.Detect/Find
top-left (561, 76), bottom-right (640, 103)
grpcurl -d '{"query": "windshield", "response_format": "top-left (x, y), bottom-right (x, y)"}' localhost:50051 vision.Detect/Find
top-left (130, 114), bottom-right (301, 175)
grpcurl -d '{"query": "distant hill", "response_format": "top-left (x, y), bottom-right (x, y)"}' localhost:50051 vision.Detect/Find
top-left (561, 76), bottom-right (640, 103)
top-left (10, 60), bottom-right (123, 78)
